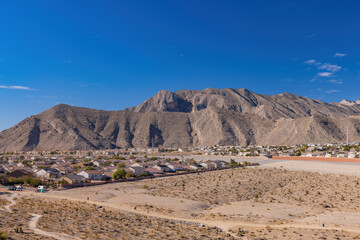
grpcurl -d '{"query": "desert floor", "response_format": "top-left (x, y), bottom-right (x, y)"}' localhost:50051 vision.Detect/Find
top-left (2, 159), bottom-right (360, 239)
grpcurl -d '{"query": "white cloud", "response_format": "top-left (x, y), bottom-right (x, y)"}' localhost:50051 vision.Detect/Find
top-left (334, 53), bottom-right (347, 57)
top-left (0, 85), bottom-right (32, 90)
top-left (326, 89), bottom-right (340, 93)
top-left (318, 63), bottom-right (341, 72)
top-left (329, 79), bottom-right (343, 84)
top-left (317, 72), bottom-right (333, 77)
top-left (304, 59), bottom-right (317, 65)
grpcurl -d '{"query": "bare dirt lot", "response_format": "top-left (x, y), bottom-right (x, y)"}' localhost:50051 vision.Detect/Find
top-left (2, 163), bottom-right (360, 239)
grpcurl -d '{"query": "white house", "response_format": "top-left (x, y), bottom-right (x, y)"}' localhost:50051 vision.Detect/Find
top-left (166, 163), bottom-right (186, 171)
top-left (127, 166), bottom-right (146, 176)
top-left (77, 170), bottom-right (103, 180)
top-left (36, 168), bottom-right (60, 179)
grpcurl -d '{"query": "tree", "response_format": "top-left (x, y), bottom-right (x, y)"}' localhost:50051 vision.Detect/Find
top-left (112, 168), bottom-right (127, 180)
top-left (229, 159), bottom-right (237, 166)
top-left (125, 172), bottom-right (135, 179)
top-left (116, 162), bottom-right (125, 168)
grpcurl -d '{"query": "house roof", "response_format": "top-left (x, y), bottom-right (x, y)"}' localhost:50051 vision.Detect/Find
top-left (63, 175), bottom-right (86, 181)
top-left (81, 170), bottom-right (103, 175)
top-left (146, 168), bottom-right (163, 174)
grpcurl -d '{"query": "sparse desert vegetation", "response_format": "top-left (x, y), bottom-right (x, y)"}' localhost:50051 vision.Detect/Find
top-left (2, 165), bottom-right (360, 239)
top-left (146, 167), bottom-right (360, 212)
top-left (1, 196), bottom-right (232, 240)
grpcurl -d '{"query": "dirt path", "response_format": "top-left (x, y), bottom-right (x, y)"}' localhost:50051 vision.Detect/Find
top-left (28, 214), bottom-right (81, 240)
top-left (25, 192), bottom-right (360, 236)
top-left (3, 193), bottom-right (17, 212)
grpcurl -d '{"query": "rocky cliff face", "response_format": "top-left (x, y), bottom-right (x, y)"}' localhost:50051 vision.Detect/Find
top-left (1, 88), bottom-right (360, 151)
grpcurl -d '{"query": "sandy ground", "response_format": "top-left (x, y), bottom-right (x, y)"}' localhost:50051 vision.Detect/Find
top-left (3, 160), bottom-right (360, 239)
top-left (260, 159), bottom-right (360, 176)
top-left (15, 162), bottom-right (359, 239)
top-left (28, 214), bottom-right (81, 240)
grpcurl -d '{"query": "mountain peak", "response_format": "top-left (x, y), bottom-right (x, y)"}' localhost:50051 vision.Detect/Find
top-left (2, 88), bottom-right (360, 151)
top-left (340, 99), bottom-right (356, 106)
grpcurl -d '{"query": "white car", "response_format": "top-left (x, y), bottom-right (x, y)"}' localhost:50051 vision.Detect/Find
top-left (15, 185), bottom-right (23, 191)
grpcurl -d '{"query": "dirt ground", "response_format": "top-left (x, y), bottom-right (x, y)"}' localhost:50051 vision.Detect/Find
top-left (2, 163), bottom-right (360, 239)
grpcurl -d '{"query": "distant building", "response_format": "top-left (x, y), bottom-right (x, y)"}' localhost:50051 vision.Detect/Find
top-left (62, 175), bottom-right (89, 184)
top-left (77, 170), bottom-right (104, 180)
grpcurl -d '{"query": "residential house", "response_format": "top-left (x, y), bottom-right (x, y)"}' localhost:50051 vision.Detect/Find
top-left (166, 163), bottom-right (186, 171)
top-left (348, 153), bottom-right (358, 159)
top-left (146, 167), bottom-right (164, 175)
top-left (189, 164), bottom-right (203, 170)
top-left (92, 160), bottom-right (104, 167)
top-left (77, 170), bottom-right (104, 181)
top-left (62, 175), bottom-right (89, 184)
top-left (154, 165), bottom-right (174, 172)
top-left (53, 165), bottom-right (73, 175)
top-left (8, 169), bottom-right (32, 178)
top-left (36, 168), bottom-right (60, 179)
top-left (126, 166), bottom-right (146, 176)
top-left (199, 162), bottom-right (217, 170)
top-left (212, 160), bottom-right (229, 168)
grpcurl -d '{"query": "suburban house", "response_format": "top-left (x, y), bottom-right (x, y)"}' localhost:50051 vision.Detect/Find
top-left (212, 160), bottom-right (229, 168)
top-left (348, 153), bottom-right (358, 158)
top-left (62, 175), bottom-right (89, 184)
top-left (126, 166), bottom-right (146, 176)
top-left (8, 169), bottom-right (32, 178)
top-left (102, 171), bottom-right (114, 180)
top-left (54, 165), bottom-right (73, 175)
top-left (189, 164), bottom-right (203, 170)
top-left (199, 162), bottom-right (217, 170)
top-left (166, 163), bottom-right (186, 171)
top-left (131, 162), bottom-right (148, 168)
top-left (146, 167), bottom-right (164, 175)
top-left (77, 170), bottom-right (104, 180)
top-left (92, 160), bottom-right (104, 167)
top-left (154, 165), bottom-right (174, 172)
top-left (36, 168), bottom-right (60, 179)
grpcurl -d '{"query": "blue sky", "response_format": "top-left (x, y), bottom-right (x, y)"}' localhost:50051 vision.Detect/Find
top-left (1, 0), bottom-right (360, 131)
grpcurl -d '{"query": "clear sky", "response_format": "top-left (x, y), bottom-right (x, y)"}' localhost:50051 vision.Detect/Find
top-left (1, 0), bottom-right (360, 131)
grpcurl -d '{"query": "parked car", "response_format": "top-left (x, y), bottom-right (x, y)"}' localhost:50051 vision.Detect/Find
top-left (7, 186), bottom-right (16, 191)
top-left (15, 185), bottom-right (23, 191)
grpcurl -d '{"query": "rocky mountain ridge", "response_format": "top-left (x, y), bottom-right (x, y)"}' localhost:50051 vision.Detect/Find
top-left (1, 88), bottom-right (360, 151)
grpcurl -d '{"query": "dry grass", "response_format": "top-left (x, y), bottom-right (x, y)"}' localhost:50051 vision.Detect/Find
top-left (13, 197), bottom-right (233, 240)
top-left (146, 167), bottom-right (360, 211)
top-left (230, 226), bottom-right (360, 239)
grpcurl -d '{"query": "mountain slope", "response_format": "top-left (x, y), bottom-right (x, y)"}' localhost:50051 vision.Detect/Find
top-left (128, 88), bottom-right (360, 120)
top-left (1, 88), bottom-right (360, 151)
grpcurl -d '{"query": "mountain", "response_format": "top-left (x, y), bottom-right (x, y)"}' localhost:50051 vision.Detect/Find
top-left (1, 88), bottom-right (360, 151)
top-left (340, 99), bottom-right (360, 106)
